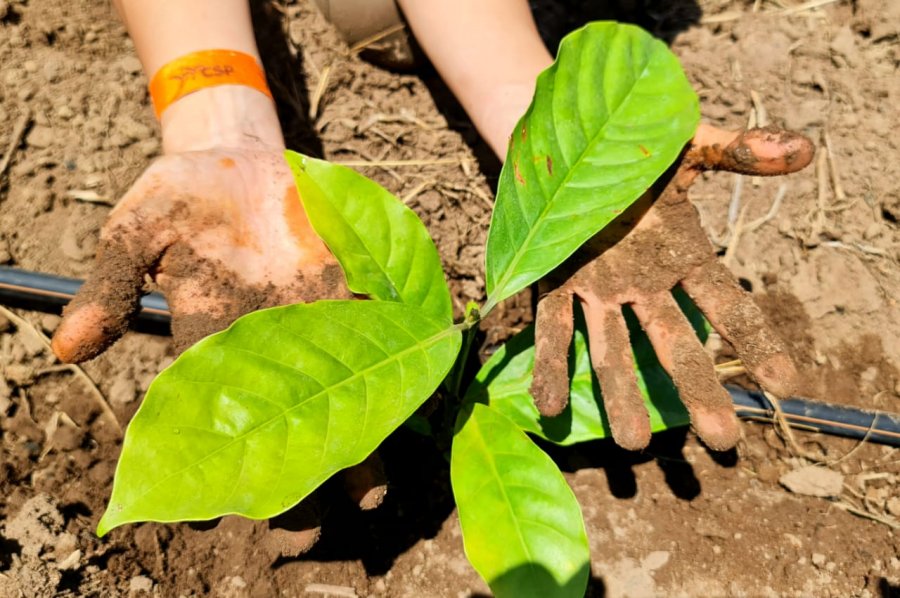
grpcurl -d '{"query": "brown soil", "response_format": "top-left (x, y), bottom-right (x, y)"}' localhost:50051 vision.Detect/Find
top-left (2, 0), bottom-right (899, 597)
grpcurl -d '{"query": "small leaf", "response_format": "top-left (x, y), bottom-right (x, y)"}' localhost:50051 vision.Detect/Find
top-left (465, 300), bottom-right (697, 445)
top-left (452, 403), bottom-right (589, 597)
top-left (286, 152), bottom-right (453, 324)
top-left (485, 22), bottom-right (700, 307)
top-left (98, 301), bottom-right (461, 536)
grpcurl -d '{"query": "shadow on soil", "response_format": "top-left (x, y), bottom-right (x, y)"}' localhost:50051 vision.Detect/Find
top-left (273, 428), bottom-right (456, 577)
top-left (271, 425), bottom-right (736, 578)
top-left (544, 427), bottom-right (738, 501)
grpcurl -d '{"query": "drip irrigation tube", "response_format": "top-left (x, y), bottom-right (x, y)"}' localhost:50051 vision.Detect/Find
top-left (728, 386), bottom-right (900, 447)
top-left (2, 265), bottom-right (899, 447)
top-left (0, 265), bottom-right (170, 334)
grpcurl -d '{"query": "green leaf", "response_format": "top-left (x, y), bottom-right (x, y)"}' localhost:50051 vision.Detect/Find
top-left (286, 151), bottom-right (453, 324)
top-left (465, 299), bottom-right (699, 445)
top-left (451, 403), bottom-right (589, 597)
top-left (484, 22), bottom-right (700, 308)
top-left (98, 301), bottom-right (461, 536)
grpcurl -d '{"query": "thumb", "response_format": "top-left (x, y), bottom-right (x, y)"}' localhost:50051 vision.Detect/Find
top-left (52, 231), bottom-right (165, 363)
top-left (689, 124), bottom-right (815, 176)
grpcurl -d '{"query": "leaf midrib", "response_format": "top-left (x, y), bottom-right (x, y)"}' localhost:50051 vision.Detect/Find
top-left (488, 34), bottom-right (659, 304)
top-left (116, 323), bottom-right (459, 516)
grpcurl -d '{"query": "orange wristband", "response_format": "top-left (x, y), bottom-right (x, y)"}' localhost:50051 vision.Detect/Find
top-left (148, 49), bottom-right (273, 120)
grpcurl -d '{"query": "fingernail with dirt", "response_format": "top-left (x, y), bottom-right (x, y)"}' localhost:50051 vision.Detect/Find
top-left (609, 410), bottom-right (652, 451)
top-left (692, 406), bottom-right (740, 451)
top-left (726, 127), bottom-right (815, 176)
top-left (51, 303), bottom-right (118, 363)
top-left (752, 352), bottom-right (800, 399)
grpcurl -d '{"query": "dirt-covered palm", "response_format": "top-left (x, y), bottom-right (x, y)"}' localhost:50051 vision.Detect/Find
top-left (530, 125), bottom-right (815, 451)
top-left (50, 146), bottom-right (384, 556)
top-left (51, 148), bottom-right (349, 362)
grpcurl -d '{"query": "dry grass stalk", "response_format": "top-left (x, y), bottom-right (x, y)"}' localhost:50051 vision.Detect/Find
top-left (0, 304), bottom-right (122, 438)
top-left (823, 130), bottom-right (847, 201)
top-left (781, 0), bottom-right (844, 15)
top-left (0, 108), bottom-right (30, 180)
top-left (347, 23), bottom-right (406, 56)
top-left (335, 157), bottom-right (464, 168)
top-left (308, 63), bottom-right (334, 121)
top-left (746, 183), bottom-right (788, 232)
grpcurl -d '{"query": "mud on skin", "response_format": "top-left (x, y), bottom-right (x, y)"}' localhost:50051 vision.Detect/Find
top-left (528, 127), bottom-right (814, 452)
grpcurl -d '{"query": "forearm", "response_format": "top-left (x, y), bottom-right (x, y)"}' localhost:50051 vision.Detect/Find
top-left (397, 0), bottom-right (553, 159)
top-left (113, 0), bottom-right (283, 153)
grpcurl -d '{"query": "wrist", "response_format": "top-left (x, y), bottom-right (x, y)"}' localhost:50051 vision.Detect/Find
top-left (473, 80), bottom-right (545, 160)
top-left (159, 85), bottom-right (285, 154)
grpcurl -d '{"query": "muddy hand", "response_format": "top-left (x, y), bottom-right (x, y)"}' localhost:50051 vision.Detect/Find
top-left (530, 124), bottom-right (815, 451)
top-left (49, 147), bottom-right (387, 550)
top-left (50, 149), bottom-right (349, 359)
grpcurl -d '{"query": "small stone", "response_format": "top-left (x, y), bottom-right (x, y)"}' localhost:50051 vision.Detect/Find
top-left (137, 138), bottom-right (161, 158)
top-left (830, 26), bottom-right (860, 68)
top-left (57, 549), bottom-right (82, 571)
top-left (56, 105), bottom-right (75, 120)
top-left (17, 328), bottom-right (46, 357)
top-left (42, 60), bottom-right (60, 83)
top-left (825, 562), bottom-right (836, 572)
top-left (115, 115), bottom-right (153, 142)
top-left (40, 314), bottom-right (61, 334)
top-left (885, 496), bottom-right (900, 517)
top-left (4, 364), bottom-right (34, 386)
top-left (117, 55), bottom-right (143, 75)
top-left (779, 466), bottom-right (844, 498)
top-left (26, 125), bottom-right (56, 149)
top-left (23, 59), bottom-right (38, 73)
top-left (129, 575), bottom-right (154, 594)
top-left (812, 553), bottom-right (827, 568)
top-left (643, 550), bottom-right (671, 571)
top-left (84, 30), bottom-right (97, 43)
top-left (109, 373), bottom-right (136, 406)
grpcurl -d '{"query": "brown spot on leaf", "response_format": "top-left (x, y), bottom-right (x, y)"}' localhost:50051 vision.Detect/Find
top-left (639, 145), bottom-right (651, 157)
top-left (514, 162), bottom-right (525, 186)
top-left (521, 124), bottom-right (527, 142)
top-left (546, 155), bottom-right (553, 176)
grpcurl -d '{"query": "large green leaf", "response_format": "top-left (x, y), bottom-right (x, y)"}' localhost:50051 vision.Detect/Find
top-left (452, 403), bottom-right (589, 597)
top-left (98, 301), bottom-right (461, 536)
top-left (286, 152), bottom-right (453, 324)
top-left (465, 296), bottom-right (707, 445)
top-left (484, 22), bottom-right (700, 309)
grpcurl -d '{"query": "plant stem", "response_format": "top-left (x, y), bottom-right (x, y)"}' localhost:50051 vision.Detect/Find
top-left (449, 326), bottom-right (477, 399)
top-left (445, 302), bottom-right (482, 399)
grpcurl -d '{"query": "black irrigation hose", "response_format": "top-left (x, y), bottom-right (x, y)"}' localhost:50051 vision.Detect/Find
top-left (728, 386), bottom-right (900, 447)
top-left (2, 266), bottom-right (900, 447)
top-left (0, 265), bottom-right (170, 334)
